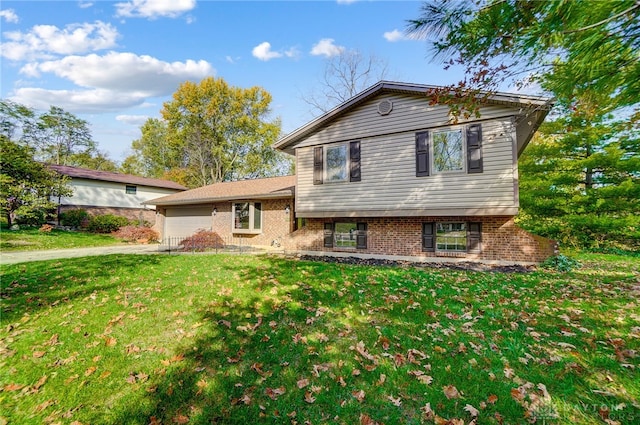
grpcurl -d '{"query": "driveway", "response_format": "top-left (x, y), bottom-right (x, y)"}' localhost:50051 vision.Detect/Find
top-left (0, 244), bottom-right (160, 265)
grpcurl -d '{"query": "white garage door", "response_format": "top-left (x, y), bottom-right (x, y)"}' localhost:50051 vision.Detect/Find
top-left (164, 206), bottom-right (213, 239)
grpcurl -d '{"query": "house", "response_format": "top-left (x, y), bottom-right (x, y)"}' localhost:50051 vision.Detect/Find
top-left (50, 164), bottom-right (187, 225)
top-left (147, 81), bottom-right (556, 264)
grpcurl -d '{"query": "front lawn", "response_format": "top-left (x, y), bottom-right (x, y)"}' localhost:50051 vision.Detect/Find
top-left (0, 227), bottom-right (122, 251)
top-left (1, 253), bottom-right (638, 424)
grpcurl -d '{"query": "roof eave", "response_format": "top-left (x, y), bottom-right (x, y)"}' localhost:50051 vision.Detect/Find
top-left (144, 189), bottom-right (294, 207)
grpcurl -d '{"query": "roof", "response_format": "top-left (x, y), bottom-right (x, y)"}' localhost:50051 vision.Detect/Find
top-left (144, 175), bottom-right (296, 206)
top-left (49, 164), bottom-right (187, 191)
top-left (274, 80), bottom-right (553, 154)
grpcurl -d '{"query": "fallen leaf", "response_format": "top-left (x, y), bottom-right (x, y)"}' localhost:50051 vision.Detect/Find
top-left (173, 414), bottom-right (189, 424)
top-left (359, 413), bottom-right (379, 425)
top-left (352, 389), bottom-right (366, 402)
top-left (388, 395), bottom-right (402, 406)
top-left (443, 385), bottom-right (462, 399)
top-left (33, 351), bottom-right (46, 358)
top-left (85, 366), bottom-right (97, 376)
top-left (464, 404), bottom-right (479, 417)
top-left (3, 383), bottom-right (26, 391)
top-left (297, 378), bottom-right (310, 389)
top-left (304, 391), bottom-right (316, 403)
top-left (100, 371), bottom-right (112, 379)
top-left (265, 386), bottom-right (285, 400)
top-left (487, 394), bottom-right (498, 404)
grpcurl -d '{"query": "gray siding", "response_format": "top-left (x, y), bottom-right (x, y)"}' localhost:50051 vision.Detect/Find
top-left (296, 116), bottom-right (518, 217)
top-left (295, 93), bottom-right (516, 148)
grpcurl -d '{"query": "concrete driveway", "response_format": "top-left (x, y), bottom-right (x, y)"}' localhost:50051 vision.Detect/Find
top-left (0, 244), bottom-right (160, 265)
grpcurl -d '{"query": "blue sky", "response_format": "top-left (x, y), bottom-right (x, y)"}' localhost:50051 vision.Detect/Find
top-left (1, 0), bottom-right (470, 162)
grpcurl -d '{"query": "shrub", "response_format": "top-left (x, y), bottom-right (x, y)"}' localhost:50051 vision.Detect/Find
top-left (114, 225), bottom-right (159, 243)
top-left (87, 214), bottom-right (129, 233)
top-left (541, 254), bottom-right (581, 272)
top-left (179, 230), bottom-right (225, 251)
top-left (39, 224), bottom-right (53, 233)
top-left (60, 209), bottom-right (90, 228)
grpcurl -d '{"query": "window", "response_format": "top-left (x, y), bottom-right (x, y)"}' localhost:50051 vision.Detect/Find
top-left (323, 222), bottom-right (367, 249)
top-left (415, 124), bottom-right (483, 177)
top-left (125, 185), bottom-right (137, 195)
top-left (325, 144), bottom-right (348, 183)
top-left (313, 141), bottom-right (361, 185)
top-left (436, 222), bottom-right (467, 252)
top-left (422, 222), bottom-right (482, 253)
top-left (433, 129), bottom-right (464, 173)
top-left (232, 202), bottom-right (262, 233)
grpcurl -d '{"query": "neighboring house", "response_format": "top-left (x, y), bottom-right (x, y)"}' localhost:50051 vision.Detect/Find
top-left (147, 81), bottom-right (556, 264)
top-left (50, 164), bottom-right (187, 225)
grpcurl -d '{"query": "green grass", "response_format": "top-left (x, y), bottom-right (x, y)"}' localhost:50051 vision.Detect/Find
top-left (0, 228), bottom-right (121, 251)
top-left (1, 252), bottom-right (638, 424)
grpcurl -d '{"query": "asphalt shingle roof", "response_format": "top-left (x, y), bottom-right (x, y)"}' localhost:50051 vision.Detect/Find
top-left (144, 175), bottom-right (296, 206)
top-left (49, 164), bottom-right (187, 191)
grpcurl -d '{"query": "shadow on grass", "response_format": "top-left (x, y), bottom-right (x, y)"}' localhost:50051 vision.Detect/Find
top-left (0, 254), bottom-right (163, 322)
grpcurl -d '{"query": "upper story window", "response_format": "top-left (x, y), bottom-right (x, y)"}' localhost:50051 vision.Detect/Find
top-left (433, 129), bottom-right (464, 173)
top-left (125, 185), bottom-right (137, 195)
top-left (232, 202), bottom-right (262, 233)
top-left (415, 124), bottom-right (483, 177)
top-left (313, 141), bottom-right (361, 185)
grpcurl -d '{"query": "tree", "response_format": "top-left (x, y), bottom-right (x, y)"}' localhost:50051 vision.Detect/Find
top-left (302, 49), bottom-right (390, 115)
top-left (0, 100), bottom-right (37, 142)
top-left (1, 137), bottom-right (71, 227)
top-left (123, 118), bottom-right (180, 179)
top-left (407, 0), bottom-right (640, 115)
top-left (160, 77), bottom-right (289, 187)
top-left (408, 1), bottom-right (640, 249)
top-left (35, 106), bottom-right (96, 166)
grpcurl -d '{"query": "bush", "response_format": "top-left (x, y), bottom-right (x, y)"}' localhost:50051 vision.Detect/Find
top-left (60, 209), bottom-right (90, 228)
top-left (541, 254), bottom-right (581, 272)
top-left (39, 224), bottom-right (53, 233)
top-left (87, 214), bottom-right (129, 233)
top-left (179, 230), bottom-right (225, 251)
top-left (113, 225), bottom-right (159, 243)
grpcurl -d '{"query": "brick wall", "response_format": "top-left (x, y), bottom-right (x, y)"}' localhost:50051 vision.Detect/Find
top-left (58, 205), bottom-right (157, 226)
top-left (284, 216), bottom-right (556, 264)
top-left (211, 198), bottom-right (294, 248)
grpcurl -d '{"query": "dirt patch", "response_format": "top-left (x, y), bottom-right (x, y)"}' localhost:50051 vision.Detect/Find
top-left (295, 254), bottom-right (536, 273)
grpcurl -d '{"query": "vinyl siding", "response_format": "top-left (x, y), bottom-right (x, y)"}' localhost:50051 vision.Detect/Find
top-left (294, 92), bottom-right (516, 148)
top-left (296, 116), bottom-right (518, 216)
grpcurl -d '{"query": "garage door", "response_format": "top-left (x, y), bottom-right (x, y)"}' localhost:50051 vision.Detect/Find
top-left (164, 206), bottom-right (213, 239)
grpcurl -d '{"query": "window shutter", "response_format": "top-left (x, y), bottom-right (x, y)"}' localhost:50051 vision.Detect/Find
top-left (356, 222), bottom-right (367, 249)
top-left (415, 131), bottom-right (430, 177)
top-left (422, 222), bottom-right (435, 252)
top-left (350, 141), bottom-right (361, 182)
top-left (323, 222), bottom-right (334, 247)
top-left (467, 222), bottom-right (482, 253)
top-left (466, 124), bottom-right (483, 173)
top-left (314, 146), bottom-right (323, 185)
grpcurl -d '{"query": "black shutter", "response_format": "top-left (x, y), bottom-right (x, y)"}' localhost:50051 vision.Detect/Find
top-left (314, 146), bottom-right (323, 185)
top-left (356, 222), bottom-right (367, 249)
top-left (422, 222), bottom-right (435, 252)
top-left (350, 141), bottom-right (361, 182)
top-left (467, 222), bottom-right (482, 253)
top-left (466, 124), bottom-right (483, 174)
top-left (415, 131), bottom-right (430, 177)
top-left (323, 222), bottom-right (334, 247)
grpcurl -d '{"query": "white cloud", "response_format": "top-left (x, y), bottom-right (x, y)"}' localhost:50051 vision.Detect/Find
top-left (252, 42), bottom-right (282, 61)
top-left (115, 0), bottom-right (196, 19)
top-left (383, 29), bottom-right (405, 42)
top-left (336, 0), bottom-right (358, 4)
top-left (1, 21), bottom-right (119, 61)
top-left (13, 52), bottom-right (214, 113)
top-left (284, 47), bottom-right (300, 59)
top-left (22, 51), bottom-right (214, 96)
top-left (116, 114), bottom-right (150, 126)
top-left (78, 2), bottom-right (94, 9)
top-left (11, 87), bottom-right (150, 113)
top-left (310, 38), bottom-right (345, 58)
top-left (0, 9), bottom-right (18, 23)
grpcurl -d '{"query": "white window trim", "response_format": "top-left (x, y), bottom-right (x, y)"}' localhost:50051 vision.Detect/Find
top-left (435, 222), bottom-right (467, 253)
top-left (431, 126), bottom-right (466, 175)
top-left (323, 142), bottom-right (349, 184)
top-left (231, 201), bottom-right (262, 234)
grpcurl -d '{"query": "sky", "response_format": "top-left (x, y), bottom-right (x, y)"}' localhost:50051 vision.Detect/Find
top-left (1, 0), bottom-right (473, 162)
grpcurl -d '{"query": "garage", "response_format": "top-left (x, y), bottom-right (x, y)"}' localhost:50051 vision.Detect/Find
top-left (164, 205), bottom-right (213, 239)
